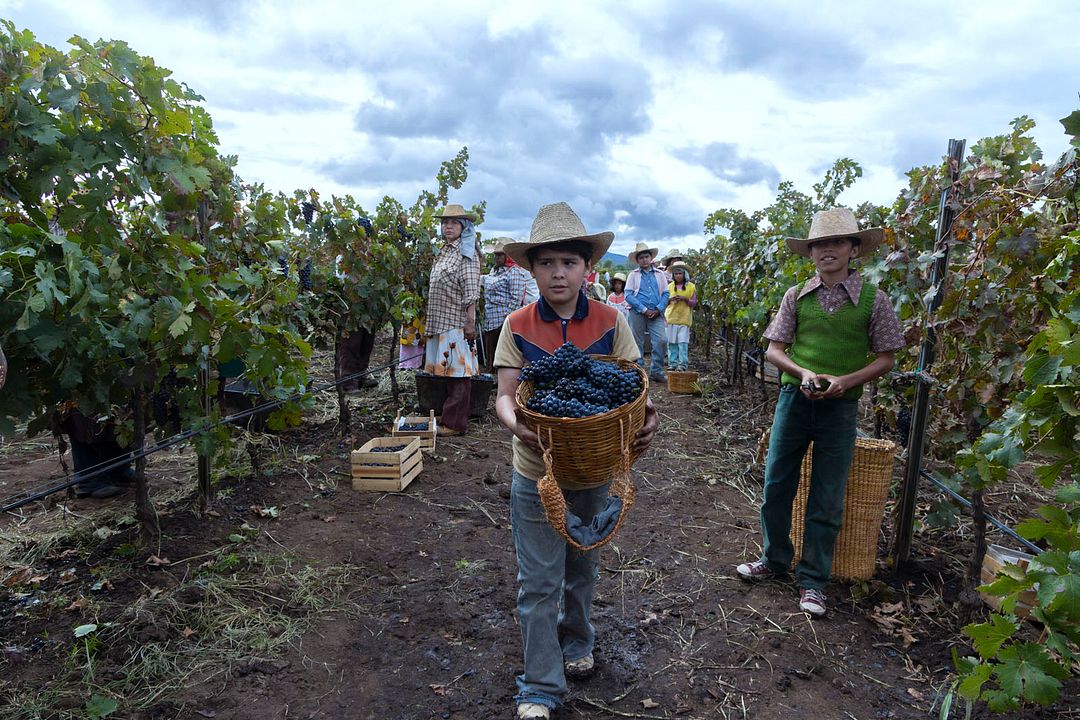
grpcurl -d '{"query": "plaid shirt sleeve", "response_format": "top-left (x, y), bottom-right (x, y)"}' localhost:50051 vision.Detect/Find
top-left (763, 286), bottom-right (798, 344)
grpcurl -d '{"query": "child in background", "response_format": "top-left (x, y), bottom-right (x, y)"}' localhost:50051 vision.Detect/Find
top-left (606, 272), bottom-right (630, 318)
top-left (664, 262), bottom-right (696, 371)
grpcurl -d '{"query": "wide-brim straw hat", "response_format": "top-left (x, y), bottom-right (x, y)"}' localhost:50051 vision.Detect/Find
top-left (627, 242), bottom-right (659, 264)
top-left (668, 260), bottom-right (690, 273)
top-left (785, 207), bottom-right (884, 258)
top-left (484, 237), bottom-right (513, 254)
top-left (436, 203), bottom-right (478, 222)
top-left (503, 203), bottom-right (614, 268)
top-left (661, 248), bottom-right (684, 265)
top-left (612, 272), bottom-right (627, 283)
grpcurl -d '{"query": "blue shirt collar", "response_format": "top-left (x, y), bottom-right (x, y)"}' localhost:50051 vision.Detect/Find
top-left (537, 290), bottom-right (590, 322)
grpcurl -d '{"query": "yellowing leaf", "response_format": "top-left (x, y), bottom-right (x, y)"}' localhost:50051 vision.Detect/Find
top-left (168, 312), bottom-right (191, 338)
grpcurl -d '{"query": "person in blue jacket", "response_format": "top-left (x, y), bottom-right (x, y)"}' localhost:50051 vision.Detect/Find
top-left (623, 242), bottom-right (669, 381)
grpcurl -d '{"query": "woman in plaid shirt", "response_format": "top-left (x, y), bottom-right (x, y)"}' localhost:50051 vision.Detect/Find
top-left (423, 204), bottom-right (482, 435)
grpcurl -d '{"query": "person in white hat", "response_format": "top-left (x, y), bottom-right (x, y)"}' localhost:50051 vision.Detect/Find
top-left (422, 203), bottom-right (481, 435)
top-left (735, 207), bottom-right (905, 618)
top-left (623, 242), bottom-right (669, 381)
top-left (494, 203), bottom-right (659, 720)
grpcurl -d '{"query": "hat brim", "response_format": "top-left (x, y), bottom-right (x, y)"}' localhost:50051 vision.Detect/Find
top-left (503, 232), bottom-right (615, 269)
top-left (785, 228), bottom-right (884, 258)
top-left (627, 246), bottom-right (660, 264)
top-left (436, 211), bottom-right (478, 222)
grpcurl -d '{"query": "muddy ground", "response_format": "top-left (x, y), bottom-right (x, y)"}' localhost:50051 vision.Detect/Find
top-left (1, 358), bottom-right (1076, 720)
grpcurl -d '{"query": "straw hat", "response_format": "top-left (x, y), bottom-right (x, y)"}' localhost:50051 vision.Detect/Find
top-left (785, 207), bottom-right (884, 258)
top-left (436, 203), bottom-right (477, 222)
top-left (669, 261), bottom-right (689, 273)
top-left (627, 242), bottom-right (659, 264)
top-left (661, 248), bottom-right (684, 265)
top-left (612, 272), bottom-right (627, 284)
top-left (503, 203), bottom-right (614, 268)
top-left (484, 237), bottom-right (513, 254)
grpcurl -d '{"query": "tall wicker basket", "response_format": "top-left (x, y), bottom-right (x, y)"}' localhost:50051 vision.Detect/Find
top-left (515, 356), bottom-right (649, 489)
top-left (760, 430), bottom-right (896, 581)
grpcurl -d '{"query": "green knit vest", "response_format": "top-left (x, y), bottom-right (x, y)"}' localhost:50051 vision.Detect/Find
top-left (780, 280), bottom-right (877, 400)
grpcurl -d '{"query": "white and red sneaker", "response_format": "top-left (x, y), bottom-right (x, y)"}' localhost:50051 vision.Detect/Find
top-left (736, 559), bottom-right (778, 581)
top-left (799, 588), bottom-right (827, 616)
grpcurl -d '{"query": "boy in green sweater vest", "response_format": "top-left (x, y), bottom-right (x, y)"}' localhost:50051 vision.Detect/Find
top-left (736, 208), bottom-right (904, 616)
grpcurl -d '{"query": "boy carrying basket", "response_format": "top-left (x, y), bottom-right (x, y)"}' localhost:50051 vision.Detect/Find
top-left (736, 207), bottom-right (904, 616)
top-left (495, 203), bottom-right (660, 719)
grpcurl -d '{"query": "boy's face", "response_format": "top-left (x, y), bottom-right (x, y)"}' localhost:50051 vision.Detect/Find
top-left (808, 237), bottom-right (858, 274)
top-left (531, 249), bottom-right (590, 307)
top-left (635, 252), bottom-right (653, 269)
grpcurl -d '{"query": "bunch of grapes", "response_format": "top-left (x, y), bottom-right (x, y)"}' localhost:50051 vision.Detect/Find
top-left (521, 343), bottom-right (643, 419)
top-left (301, 201), bottom-right (316, 224)
top-left (358, 216), bottom-right (373, 235)
top-left (277, 255), bottom-right (289, 278)
top-left (298, 259), bottom-right (312, 290)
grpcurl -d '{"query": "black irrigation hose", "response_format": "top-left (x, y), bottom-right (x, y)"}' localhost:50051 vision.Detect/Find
top-left (921, 469), bottom-right (1043, 555)
top-left (1, 360), bottom-right (401, 514)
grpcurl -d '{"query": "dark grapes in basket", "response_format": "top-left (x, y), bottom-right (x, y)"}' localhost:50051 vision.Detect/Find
top-left (399, 422), bottom-right (429, 431)
top-left (520, 343), bottom-right (644, 419)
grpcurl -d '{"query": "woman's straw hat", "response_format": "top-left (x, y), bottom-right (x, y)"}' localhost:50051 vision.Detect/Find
top-left (503, 203), bottom-right (614, 268)
top-left (612, 272), bottom-right (627, 284)
top-left (436, 203), bottom-right (477, 222)
top-left (627, 242), bottom-right (659, 264)
top-left (785, 207), bottom-right (884, 258)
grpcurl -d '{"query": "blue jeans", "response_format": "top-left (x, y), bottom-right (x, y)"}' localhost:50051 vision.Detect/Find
top-left (666, 342), bottom-right (688, 370)
top-left (760, 385), bottom-right (858, 589)
top-left (628, 311), bottom-right (667, 377)
top-left (511, 470), bottom-right (608, 708)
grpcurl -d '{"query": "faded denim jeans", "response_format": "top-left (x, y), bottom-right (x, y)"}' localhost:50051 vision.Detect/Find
top-left (760, 385), bottom-right (858, 590)
top-left (510, 470), bottom-right (608, 708)
top-left (628, 311), bottom-right (667, 378)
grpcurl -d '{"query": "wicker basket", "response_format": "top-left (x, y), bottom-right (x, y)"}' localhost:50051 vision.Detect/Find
top-left (760, 429), bottom-right (896, 581)
top-left (667, 371), bottom-right (699, 394)
top-left (536, 423), bottom-right (637, 552)
top-left (515, 356), bottom-right (649, 488)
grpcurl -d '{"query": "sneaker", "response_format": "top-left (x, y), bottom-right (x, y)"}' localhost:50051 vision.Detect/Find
top-left (517, 702), bottom-right (550, 719)
top-left (799, 588), bottom-right (827, 616)
top-left (736, 559), bottom-right (778, 581)
top-left (565, 653), bottom-right (594, 678)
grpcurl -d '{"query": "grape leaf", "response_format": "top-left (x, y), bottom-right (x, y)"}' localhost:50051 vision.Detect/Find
top-left (964, 614), bottom-right (1017, 658)
top-left (994, 643), bottom-right (1068, 705)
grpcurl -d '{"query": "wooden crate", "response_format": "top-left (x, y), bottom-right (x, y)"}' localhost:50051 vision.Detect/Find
top-left (350, 436), bottom-right (423, 492)
top-left (391, 409), bottom-right (437, 451)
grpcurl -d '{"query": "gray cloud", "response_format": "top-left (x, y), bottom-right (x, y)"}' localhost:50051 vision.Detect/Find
top-left (644, 1), bottom-right (869, 97)
top-left (210, 86), bottom-right (346, 115)
top-left (676, 142), bottom-right (780, 188)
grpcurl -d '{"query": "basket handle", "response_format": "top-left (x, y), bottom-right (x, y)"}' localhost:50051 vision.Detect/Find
top-left (536, 418), bottom-right (636, 552)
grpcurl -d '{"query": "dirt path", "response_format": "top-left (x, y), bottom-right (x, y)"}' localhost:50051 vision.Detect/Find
top-left (2, 372), bottom-right (1074, 719)
top-left (161, 382), bottom-right (946, 720)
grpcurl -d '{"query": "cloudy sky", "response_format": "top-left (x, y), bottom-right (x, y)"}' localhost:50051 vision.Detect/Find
top-left (5, 0), bottom-right (1079, 255)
